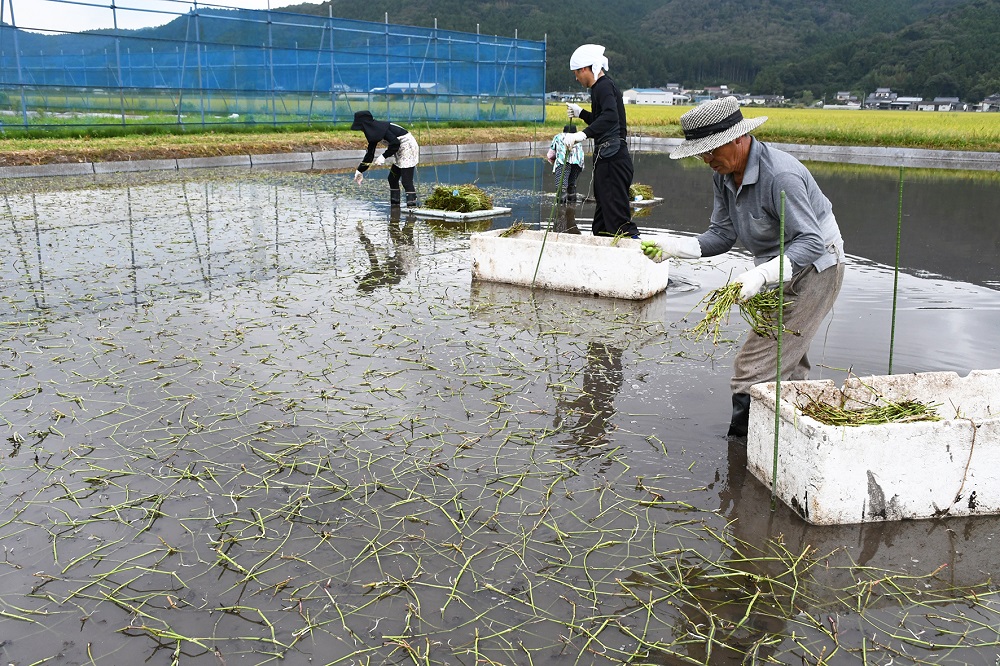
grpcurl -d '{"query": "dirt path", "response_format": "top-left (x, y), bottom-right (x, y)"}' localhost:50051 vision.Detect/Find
top-left (0, 126), bottom-right (555, 167)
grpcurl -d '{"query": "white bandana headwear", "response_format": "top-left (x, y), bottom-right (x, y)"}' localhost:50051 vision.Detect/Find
top-left (569, 44), bottom-right (608, 73)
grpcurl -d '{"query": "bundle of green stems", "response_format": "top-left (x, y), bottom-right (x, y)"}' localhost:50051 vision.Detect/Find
top-left (499, 221), bottom-right (528, 237)
top-left (687, 284), bottom-right (788, 343)
top-left (800, 397), bottom-right (941, 426)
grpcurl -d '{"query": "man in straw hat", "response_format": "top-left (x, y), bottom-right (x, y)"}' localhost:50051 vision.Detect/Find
top-left (660, 96), bottom-right (845, 438)
top-left (563, 44), bottom-right (639, 239)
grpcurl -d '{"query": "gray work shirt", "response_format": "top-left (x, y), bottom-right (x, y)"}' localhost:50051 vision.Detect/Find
top-left (695, 138), bottom-right (844, 272)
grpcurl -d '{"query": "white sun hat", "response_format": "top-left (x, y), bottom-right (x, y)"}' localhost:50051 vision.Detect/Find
top-left (569, 44), bottom-right (609, 73)
top-left (669, 96), bottom-right (768, 159)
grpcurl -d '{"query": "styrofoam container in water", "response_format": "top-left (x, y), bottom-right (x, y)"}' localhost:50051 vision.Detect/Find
top-left (470, 229), bottom-right (670, 300)
top-left (747, 369), bottom-right (1000, 525)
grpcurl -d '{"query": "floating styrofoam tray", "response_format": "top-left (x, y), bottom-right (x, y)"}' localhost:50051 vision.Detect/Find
top-left (410, 207), bottom-right (511, 220)
top-left (470, 228), bottom-right (669, 300)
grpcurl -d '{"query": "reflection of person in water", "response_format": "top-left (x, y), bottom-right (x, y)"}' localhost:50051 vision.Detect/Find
top-left (555, 342), bottom-right (624, 447)
top-left (356, 208), bottom-right (416, 293)
top-left (677, 439), bottom-right (787, 665)
top-left (553, 204), bottom-right (581, 235)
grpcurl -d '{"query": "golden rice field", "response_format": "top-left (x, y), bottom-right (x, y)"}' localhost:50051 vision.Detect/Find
top-left (546, 103), bottom-right (1000, 152)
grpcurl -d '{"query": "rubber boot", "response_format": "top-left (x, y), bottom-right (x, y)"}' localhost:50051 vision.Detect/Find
top-left (405, 191), bottom-right (418, 208)
top-left (389, 189), bottom-right (401, 207)
top-left (566, 185), bottom-right (577, 203)
top-left (727, 392), bottom-right (751, 438)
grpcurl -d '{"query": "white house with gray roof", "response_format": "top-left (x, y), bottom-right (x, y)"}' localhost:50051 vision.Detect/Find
top-left (622, 88), bottom-right (689, 105)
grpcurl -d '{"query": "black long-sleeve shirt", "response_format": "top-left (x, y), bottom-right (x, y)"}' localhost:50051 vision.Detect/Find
top-left (357, 122), bottom-right (409, 173)
top-left (579, 75), bottom-right (628, 149)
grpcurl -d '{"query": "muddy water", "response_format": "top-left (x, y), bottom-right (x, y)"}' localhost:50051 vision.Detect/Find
top-left (0, 155), bottom-right (999, 665)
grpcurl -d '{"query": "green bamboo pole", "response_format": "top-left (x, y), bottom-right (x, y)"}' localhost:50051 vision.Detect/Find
top-left (771, 190), bottom-right (786, 508)
top-left (889, 166), bottom-right (904, 374)
top-left (531, 141), bottom-right (568, 286)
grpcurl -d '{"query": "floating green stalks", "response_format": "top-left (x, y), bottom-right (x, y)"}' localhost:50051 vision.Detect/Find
top-left (687, 283), bottom-right (793, 343)
top-left (499, 221), bottom-right (527, 238)
top-left (424, 184), bottom-right (493, 212)
top-left (801, 396), bottom-right (941, 426)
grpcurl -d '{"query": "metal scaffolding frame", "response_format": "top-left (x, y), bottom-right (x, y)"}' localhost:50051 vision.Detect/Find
top-left (0, 0), bottom-right (546, 128)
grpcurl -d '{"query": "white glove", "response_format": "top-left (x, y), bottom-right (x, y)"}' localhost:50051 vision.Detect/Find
top-left (353, 170), bottom-right (364, 185)
top-left (733, 255), bottom-right (792, 301)
top-left (374, 155), bottom-right (386, 167)
top-left (567, 103), bottom-right (583, 119)
top-left (563, 131), bottom-right (588, 148)
top-left (659, 236), bottom-right (702, 259)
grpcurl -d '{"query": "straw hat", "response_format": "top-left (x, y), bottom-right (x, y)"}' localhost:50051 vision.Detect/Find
top-left (669, 96), bottom-right (767, 159)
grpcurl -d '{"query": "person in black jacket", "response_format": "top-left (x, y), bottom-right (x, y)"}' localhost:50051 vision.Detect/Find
top-left (564, 44), bottom-right (639, 238)
top-left (351, 110), bottom-right (420, 208)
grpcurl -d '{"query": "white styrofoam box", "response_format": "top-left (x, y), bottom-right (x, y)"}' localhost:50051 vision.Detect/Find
top-left (747, 370), bottom-right (1000, 525)
top-left (470, 229), bottom-right (670, 300)
top-left (410, 207), bottom-right (512, 220)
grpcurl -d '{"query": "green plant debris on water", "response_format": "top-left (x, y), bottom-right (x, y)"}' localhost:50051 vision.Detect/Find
top-left (801, 397), bottom-right (942, 426)
top-left (0, 168), bottom-right (998, 665)
top-left (629, 182), bottom-right (654, 200)
top-left (686, 283), bottom-right (794, 343)
top-left (424, 183), bottom-right (493, 212)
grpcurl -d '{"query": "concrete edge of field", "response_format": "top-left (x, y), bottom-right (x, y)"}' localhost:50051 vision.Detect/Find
top-left (1, 137), bottom-right (998, 179)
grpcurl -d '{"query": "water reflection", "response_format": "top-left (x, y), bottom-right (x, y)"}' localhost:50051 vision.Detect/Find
top-left (720, 440), bottom-right (1000, 590)
top-left (553, 202), bottom-right (581, 234)
top-left (554, 342), bottom-right (625, 448)
top-left (356, 208), bottom-right (416, 293)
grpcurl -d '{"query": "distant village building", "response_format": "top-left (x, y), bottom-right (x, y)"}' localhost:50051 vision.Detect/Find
top-left (861, 88), bottom-right (964, 111)
top-left (891, 96), bottom-right (924, 111)
top-left (917, 97), bottom-right (963, 111)
top-left (622, 88), bottom-right (689, 105)
top-left (823, 101), bottom-right (861, 110)
top-left (864, 87), bottom-right (896, 109)
top-left (370, 82), bottom-right (446, 95)
top-left (740, 94), bottom-right (787, 107)
top-left (546, 90), bottom-right (589, 103)
top-left (703, 85), bottom-right (731, 99)
top-left (978, 94), bottom-right (1000, 112)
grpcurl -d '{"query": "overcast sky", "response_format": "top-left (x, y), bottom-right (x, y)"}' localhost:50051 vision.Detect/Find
top-left (7, 0), bottom-right (323, 34)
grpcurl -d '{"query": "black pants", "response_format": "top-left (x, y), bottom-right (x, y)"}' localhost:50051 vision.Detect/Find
top-left (387, 165), bottom-right (416, 195)
top-left (592, 151), bottom-right (637, 237)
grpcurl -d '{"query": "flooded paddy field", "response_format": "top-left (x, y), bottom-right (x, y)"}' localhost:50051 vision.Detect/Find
top-left (2, 155), bottom-right (1000, 665)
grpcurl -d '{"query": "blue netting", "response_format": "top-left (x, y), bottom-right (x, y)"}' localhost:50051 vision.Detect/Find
top-left (0, 2), bottom-right (546, 127)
